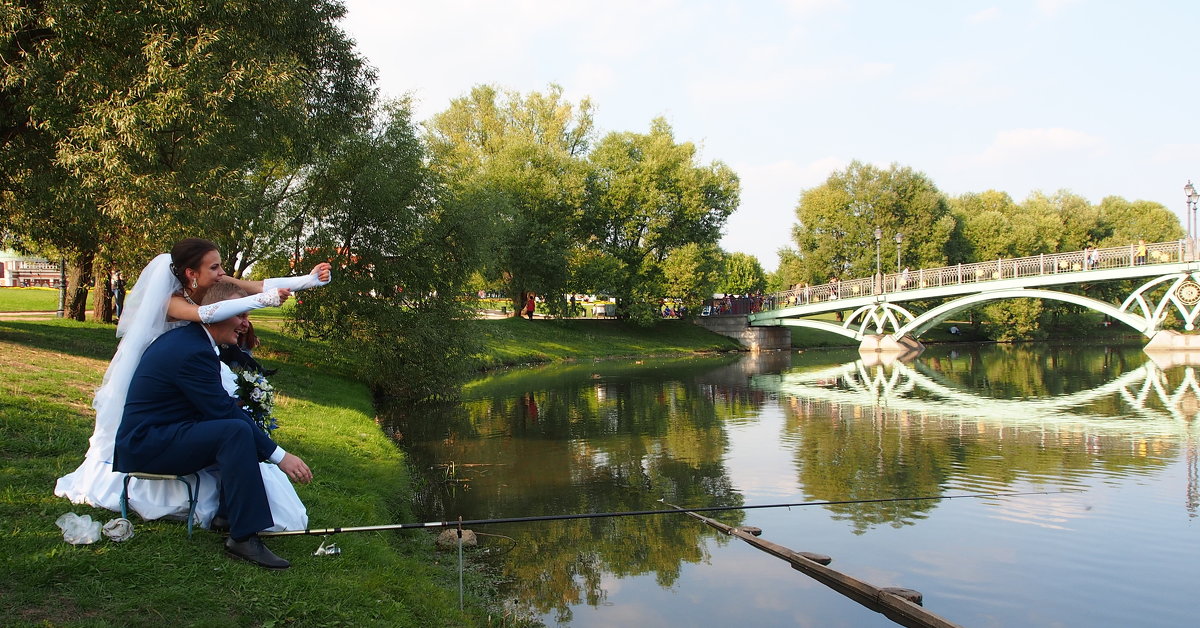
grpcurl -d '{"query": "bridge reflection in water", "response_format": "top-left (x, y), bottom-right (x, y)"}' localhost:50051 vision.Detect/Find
top-left (386, 344), bottom-right (1200, 626)
top-left (750, 348), bottom-right (1200, 523)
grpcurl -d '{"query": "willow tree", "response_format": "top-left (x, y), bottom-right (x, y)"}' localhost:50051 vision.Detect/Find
top-left (425, 84), bottom-right (594, 316)
top-left (718, 252), bottom-right (766, 295)
top-left (288, 100), bottom-right (485, 400)
top-left (585, 118), bottom-right (740, 322)
top-left (0, 0), bottom-right (372, 318)
top-left (791, 161), bottom-right (954, 284)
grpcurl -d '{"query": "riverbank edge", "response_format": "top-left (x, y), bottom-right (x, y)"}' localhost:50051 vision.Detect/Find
top-left (0, 318), bottom-right (495, 627)
top-left (469, 316), bottom-right (745, 371)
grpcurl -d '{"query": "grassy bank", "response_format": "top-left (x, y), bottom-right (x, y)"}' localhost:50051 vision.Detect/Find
top-left (0, 318), bottom-right (492, 627)
top-left (469, 316), bottom-right (741, 369)
top-left (0, 286), bottom-right (93, 312)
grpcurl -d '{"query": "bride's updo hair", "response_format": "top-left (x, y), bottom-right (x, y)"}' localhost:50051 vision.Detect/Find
top-left (201, 281), bottom-right (247, 305)
top-left (169, 238), bottom-right (219, 287)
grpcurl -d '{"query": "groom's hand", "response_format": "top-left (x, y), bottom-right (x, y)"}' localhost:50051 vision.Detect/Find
top-left (278, 453), bottom-right (312, 484)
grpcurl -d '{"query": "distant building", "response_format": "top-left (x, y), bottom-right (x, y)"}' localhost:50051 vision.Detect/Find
top-left (0, 250), bottom-right (62, 287)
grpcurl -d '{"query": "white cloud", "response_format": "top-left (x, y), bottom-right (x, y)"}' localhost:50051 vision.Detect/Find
top-left (688, 60), bottom-right (893, 107)
top-left (1036, 0), bottom-right (1082, 17)
top-left (971, 127), bottom-right (1106, 166)
top-left (903, 60), bottom-right (1009, 104)
top-left (570, 63), bottom-right (617, 98)
top-left (967, 7), bottom-right (1001, 23)
top-left (1151, 143), bottom-right (1200, 165)
top-left (780, 0), bottom-right (845, 17)
top-left (342, 0), bottom-right (688, 120)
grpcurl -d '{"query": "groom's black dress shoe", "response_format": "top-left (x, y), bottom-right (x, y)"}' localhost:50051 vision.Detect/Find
top-left (210, 516), bottom-right (230, 533)
top-left (225, 536), bottom-right (290, 570)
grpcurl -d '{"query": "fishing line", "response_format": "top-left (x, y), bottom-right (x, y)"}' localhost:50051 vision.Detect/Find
top-left (261, 489), bottom-right (1076, 537)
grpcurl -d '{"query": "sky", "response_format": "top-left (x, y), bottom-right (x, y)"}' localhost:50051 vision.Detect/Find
top-left (339, 0), bottom-right (1200, 271)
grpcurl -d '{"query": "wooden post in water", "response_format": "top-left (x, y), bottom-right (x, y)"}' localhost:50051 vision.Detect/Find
top-left (666, 503), bottom-right (963, 628)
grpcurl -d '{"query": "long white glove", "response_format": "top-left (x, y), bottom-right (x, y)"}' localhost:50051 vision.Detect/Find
top-left (197, 290), bottom-right (283, 324)
top-left (263, 268), bottom-right (331, 293)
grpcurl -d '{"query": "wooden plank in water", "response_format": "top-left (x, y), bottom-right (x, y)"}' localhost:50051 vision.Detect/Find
top-left (670, 505), bottom-right (962, 628)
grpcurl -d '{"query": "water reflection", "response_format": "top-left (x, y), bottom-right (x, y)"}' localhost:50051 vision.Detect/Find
top-left (386, 356), bottom-right (764, 623)
top-left (383, 344), bottom-right (1200, 624)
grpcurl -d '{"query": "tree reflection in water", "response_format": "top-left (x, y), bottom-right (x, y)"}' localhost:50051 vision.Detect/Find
top-left (382, 343), bottom-right (1197, 622)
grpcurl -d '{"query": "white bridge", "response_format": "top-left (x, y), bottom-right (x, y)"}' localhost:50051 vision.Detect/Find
top-left (749, 239), bottom-right (1200, 352)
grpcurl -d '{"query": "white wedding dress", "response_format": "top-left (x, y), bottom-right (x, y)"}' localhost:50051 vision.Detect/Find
top-left (53, 253), bottom-right (308, 531)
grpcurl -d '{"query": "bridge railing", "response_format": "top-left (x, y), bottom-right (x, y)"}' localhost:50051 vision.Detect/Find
top-left (767, 239), bottom-right (1188, 310)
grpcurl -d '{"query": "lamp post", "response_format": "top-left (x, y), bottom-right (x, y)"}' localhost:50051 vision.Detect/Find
top-left (1188, 181), bottom-right (1199, 260)
top-left (874, 226), bottom-right (882, 293)
top-left (894, 232), bottom-right (903, 272)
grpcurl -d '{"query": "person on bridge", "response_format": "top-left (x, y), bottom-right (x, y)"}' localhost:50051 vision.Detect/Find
top-left (1136, 239), bottom-right (1147, 265)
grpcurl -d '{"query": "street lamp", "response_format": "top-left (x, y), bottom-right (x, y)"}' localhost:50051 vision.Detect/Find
top-left (1188, 181), bottom-right (1199, 258)
top-left (874, 226), bottom-right (882, 293)
top-left (894, 232), bottom-right (903, 272)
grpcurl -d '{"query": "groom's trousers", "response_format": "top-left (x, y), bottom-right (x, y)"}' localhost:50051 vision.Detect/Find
top-left (120, 418), bottom-right (272, 540)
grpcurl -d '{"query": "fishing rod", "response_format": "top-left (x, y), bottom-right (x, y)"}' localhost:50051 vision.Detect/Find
top-left (260, 489), bottom-right (1075, 537)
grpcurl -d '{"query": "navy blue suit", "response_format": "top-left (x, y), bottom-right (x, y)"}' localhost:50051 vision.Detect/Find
top-left (115, 323), bottom-right (277, 539)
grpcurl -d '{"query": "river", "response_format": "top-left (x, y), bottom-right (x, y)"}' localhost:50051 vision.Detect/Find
top-left (384, 343), bottom-right (1200, 627)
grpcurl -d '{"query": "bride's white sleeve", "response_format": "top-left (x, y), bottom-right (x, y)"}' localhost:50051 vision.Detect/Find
top-left (197, 289), bottom-right (283, 324)
top-left (262, 268), bottom-right (331, 293)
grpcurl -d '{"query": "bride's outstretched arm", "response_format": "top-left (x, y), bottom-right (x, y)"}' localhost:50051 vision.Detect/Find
top-left (220, 263), bottom-right (332, 295)
top-left (262, 262), bottom-right (332, 293)
top-left (165, 290), bottom-right (286, 323)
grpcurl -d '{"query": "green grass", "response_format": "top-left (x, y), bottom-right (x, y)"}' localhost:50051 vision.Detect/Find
top-left (0, 318), bottom-right (498, 627)
top-left (469, 316), bottom-right (742, 369)
top-left (0, 287), bottom-right (92, 312)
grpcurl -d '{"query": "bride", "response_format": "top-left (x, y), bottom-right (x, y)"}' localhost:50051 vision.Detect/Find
top-left (54, 238), bottom-right (331, 531)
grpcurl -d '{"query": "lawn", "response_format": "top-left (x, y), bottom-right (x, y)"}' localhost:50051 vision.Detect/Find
top-left (0, 318), bottom-right (497, 627)
top-left (0, 287), bottom-right (91, 312)
top-left (470, 316), bottom-right (742, 369)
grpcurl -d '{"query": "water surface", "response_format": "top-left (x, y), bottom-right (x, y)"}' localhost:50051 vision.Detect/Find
top-left (386, 344), bottom-right (1200, 626)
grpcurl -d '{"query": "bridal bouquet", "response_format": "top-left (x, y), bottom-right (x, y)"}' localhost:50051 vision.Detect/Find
top-left (234, 368), bottom-right (278, 434)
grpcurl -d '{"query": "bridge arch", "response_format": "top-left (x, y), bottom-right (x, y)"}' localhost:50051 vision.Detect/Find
top-left (774, 318), bottom-right (862, 340)
top-left (899, 288), bottom-right (1152, 338)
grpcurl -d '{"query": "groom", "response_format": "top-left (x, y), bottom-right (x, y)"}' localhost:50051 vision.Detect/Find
top-left (114, 283), bottom-right (312, 569)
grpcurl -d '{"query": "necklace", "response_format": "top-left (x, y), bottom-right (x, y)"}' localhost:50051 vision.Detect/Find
top-left (183, 290), bottom-right (197, 306)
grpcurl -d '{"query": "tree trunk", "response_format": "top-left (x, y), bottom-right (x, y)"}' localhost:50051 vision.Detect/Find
top-left (92, 261), bottom-right (113, 324)
top-left (65, 250), bottom-right (94, 322)
top-left (513, 290), bottom-right (526, 318)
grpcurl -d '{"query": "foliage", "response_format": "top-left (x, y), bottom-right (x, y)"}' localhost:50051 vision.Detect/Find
top-left (287, 101), bottom-right (484, 400)
top-left (718, 251), bottom-right (766, 294)
top-left (425, 83), bottom-right (594, 316)
top-left (585, 118), bottom-right (740, 321)
top-left (1, 0), bottom-right (373, 312)
top-left (768, 246), bottom-right (806, 292)
top-left (426, 88), bottom-right (738, 322)
top-left (982, 298), bottom-right (1048, 342)
top-left (790, 161), bottom-right (954, 284)
top-left (660, 243), bottom-right (724, 318)
top-left (1094, 196), bottom-right (1185, 245)
top-left (785, 155), bottom-right (1188, 342)
top-left (946, 189), bottom-right (1184, 339)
